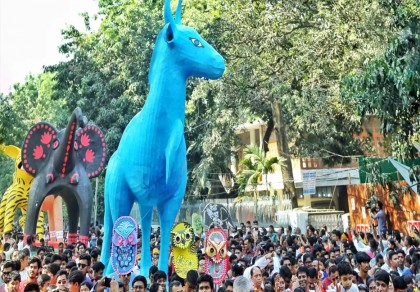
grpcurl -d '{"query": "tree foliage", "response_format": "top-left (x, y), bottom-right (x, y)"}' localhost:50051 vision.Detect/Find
top-left (342, 2), bottom-right (420, 157)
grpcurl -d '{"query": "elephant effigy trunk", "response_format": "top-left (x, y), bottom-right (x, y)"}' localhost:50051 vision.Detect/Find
top-left (53, 108), bottom-right (82, 178)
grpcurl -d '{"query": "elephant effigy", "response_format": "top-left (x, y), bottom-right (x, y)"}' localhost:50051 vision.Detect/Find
top-left (0, 145), bottom-right (45, 238)
top-left (100, 0), bottom-right (225, 276)
top-left (21, 107), bottom-right (106, 245)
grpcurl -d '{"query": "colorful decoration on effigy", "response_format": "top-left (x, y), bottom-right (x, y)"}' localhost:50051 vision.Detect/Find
top-left (100, 0), bottom-right (225, 276)
top-left (192, 213), bottom-right (204, 235)
top-left (203, 203), bottom-right (234, 230)
top-left (204, 227), bottom-right (228, 285)
top-left (170, 222), bottom-right (197, 278)
top-left (0, 145), bottom-right (45, 237)
top-left (21, 107), bottom-right (106, 245)
top-left (111, 216), bottom-right (138, 275)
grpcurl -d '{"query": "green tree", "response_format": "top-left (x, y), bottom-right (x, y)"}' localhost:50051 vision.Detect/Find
top-left (236, 144), bottom-right (284, 215)
top-left (342, 2), bottom-right (420, 158)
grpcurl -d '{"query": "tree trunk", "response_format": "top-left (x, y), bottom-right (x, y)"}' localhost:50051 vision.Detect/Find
top-left (271, 101), bottom-right (298, 208)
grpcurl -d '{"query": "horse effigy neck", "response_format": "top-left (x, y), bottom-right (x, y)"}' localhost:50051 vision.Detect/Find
top-left (146, 64), bottom-right (188, 118)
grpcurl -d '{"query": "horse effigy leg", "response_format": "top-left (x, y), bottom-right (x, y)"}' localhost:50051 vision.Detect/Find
top-left (139, 204), bottom-right (153, 276)
top-left (157, 191), bottom-right (185, 272)
top-left (101, 163), bottom-right (134, 275)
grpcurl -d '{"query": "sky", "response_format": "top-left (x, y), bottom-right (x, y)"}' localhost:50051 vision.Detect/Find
top-left (0, 0), bottom-right (99, 94)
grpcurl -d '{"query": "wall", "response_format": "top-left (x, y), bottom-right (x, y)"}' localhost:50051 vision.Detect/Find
top-left (347, 183), bottom-right (420, 233)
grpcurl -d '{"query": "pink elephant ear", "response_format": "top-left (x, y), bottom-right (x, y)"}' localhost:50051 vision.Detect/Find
top-left (22, 122), bottom-right (58, 176)
top-left (75, 125), bottom-right (106, 178)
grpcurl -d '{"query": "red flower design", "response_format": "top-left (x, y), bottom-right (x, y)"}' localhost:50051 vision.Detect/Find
top-left (33, 145), bottom-right (44, 160)
top-left (81, 133), bottom-right (90, 147)
top-left (41, 132), bottom-right (52, 145)
top-left (85, 149), bottom-right (95, 163)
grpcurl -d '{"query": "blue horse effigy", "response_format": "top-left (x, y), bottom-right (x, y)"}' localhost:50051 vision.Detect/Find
top-left (101, 0), bottom-right (225, 275)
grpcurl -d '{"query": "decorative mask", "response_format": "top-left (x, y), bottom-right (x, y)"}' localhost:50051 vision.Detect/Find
top-left (170, 222), bottom-right (197, 278)
top-left (111, 216), bottom-right (138, 275)
top-left (204, 227), bottom-right (228, 285)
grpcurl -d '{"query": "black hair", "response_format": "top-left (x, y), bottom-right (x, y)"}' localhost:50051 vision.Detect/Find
top-left (374, 269), bottom-right (390, 285)
top-left (308, 267), bottom-right (317, 279)
top-left (186, 269), bottom-right (198, 285)
top-left (68, 270), bottom-right (84, 285)
top-left (231, 263), bottom-right (244, 277)
top-left (356, 252), bottom-right (371, 264)
top-left (132, 275), bottom-right (147, 289)
top-left (47, 263), bottom-right (61, 276)
top-left (250, 266), bottom-right (261, 277)
top-left (92, 262), bottom-right (105, 273)
top-left (24, 282), bottom-right (40, 292)
top-left (279, 266), bottom-right (292, 280)
top-left (393, 276), bottom-right (407, 290)
top-left (149, 265), bottom-right (158, 279)
top-left (153, 270), bottom-right (167, 282)
top-left (297, 266), bottom-right (309, 276)
top-left (197, 274), bottom-right (214, 290)
top-left (80, 280), bottom-right (93, 291)
top-left (149, 283), bottom-right (161, 292)
top-left (337, 262), bottom-right (353, 277)
top-left (78, 253), bottom-right (91, 266)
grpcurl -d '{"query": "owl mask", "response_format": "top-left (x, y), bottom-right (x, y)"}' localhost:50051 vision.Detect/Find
top-left (170, 222), bottom-right (197, 278)
top-left (204, 227), bottom-right (228, 285)
top-left (111, 216), bottom-right (138, 275)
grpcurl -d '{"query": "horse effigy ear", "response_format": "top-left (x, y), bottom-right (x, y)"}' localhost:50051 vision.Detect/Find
top-left (164, 0), bottom-right (174, 24)
top-left (166, 22), bottom-right (176, 44)
top-left (175, 0), bottom-right (183, 24)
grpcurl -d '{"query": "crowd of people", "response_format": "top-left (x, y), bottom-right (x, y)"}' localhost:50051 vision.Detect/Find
top-left (0, 204), bottom-right (418, 292)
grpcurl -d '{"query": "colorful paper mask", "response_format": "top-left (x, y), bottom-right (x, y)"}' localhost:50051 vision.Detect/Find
top-left (111, 216), bottom-right (138, 275)
top-left (171, 222), bottom-right (197, 278)
top-left (204, 227), bottom-right (228, 285)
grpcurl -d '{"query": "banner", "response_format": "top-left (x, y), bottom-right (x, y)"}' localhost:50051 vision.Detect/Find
top-left (202, 203), bottom-right (234, 230)
top-left (302, 170), bottom-right (316, 195)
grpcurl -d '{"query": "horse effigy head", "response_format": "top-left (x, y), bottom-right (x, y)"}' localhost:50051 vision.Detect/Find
top-left (150, 0), bottom-right (225, 81)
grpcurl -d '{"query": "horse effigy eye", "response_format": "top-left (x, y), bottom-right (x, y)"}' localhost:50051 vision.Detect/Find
top-left (189, 37), bottom-right (204, 48)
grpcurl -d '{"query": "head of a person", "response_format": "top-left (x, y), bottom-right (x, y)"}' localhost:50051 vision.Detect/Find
top-left (91, 261), bottom-right (105, 281)
top-left (2, 260), bottom-right (15, 283)
top-left (77, 254), bottom-right (91, 277)
top-left (233, 276), bottom-right (252, 292)
top-left (7, 271), bottom-right (21, 292)
top-left (356, 252), bottom-right (371, 273)
top-left (38, 274), bottom-right (51, 290)
top-left (251, 266), bottom-right (262, 288)
top-left (374, 269), bottom-right (390, 292)
top-left (367, 278), bottom-right (376, 291)
top-left (79, 281), bottom-right (92, 292)
top-left (279, 266), bottom-right (292, 288)
top-left (297, 266), bottom-right (309, 288)
top-left (68, 270), bottom-right (84, 292)
top-left (244, 237), bottom-right (254, 251)
top-left (153, 270), bottom-right (167, 289)
top-left (76, 243), bottom-right (86, 255)
top-left (197, 274), bottom-right (213, 291)
top-left (184, 270), bottom-right (198, 292)
top-left (169, 280), bottom-right (182, 292)
top-left (223, 279), bottom-right (233, 292)
top-left (131, 275), bottom-right (147, 292)
top-left (18, 250), bottom-right (29, 269)
top-left (28, 257), bottom-right (42, 280)
top-left (396, 249), bottom-right (406, 268)
top-left (47, 263), bottom-right (61, 284)
top-left (392, 276), bottom-right (407, 292)
top-left (270, 272), bottom-right (286, 292)
top-left (388, 250), bottom-right (399, 269)
top-left (337, 262), bottom-right (353, 290)
top-left (24, 282), bottom-right (40, 292)
top-left (56, 270), bottom-right (68, 289)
